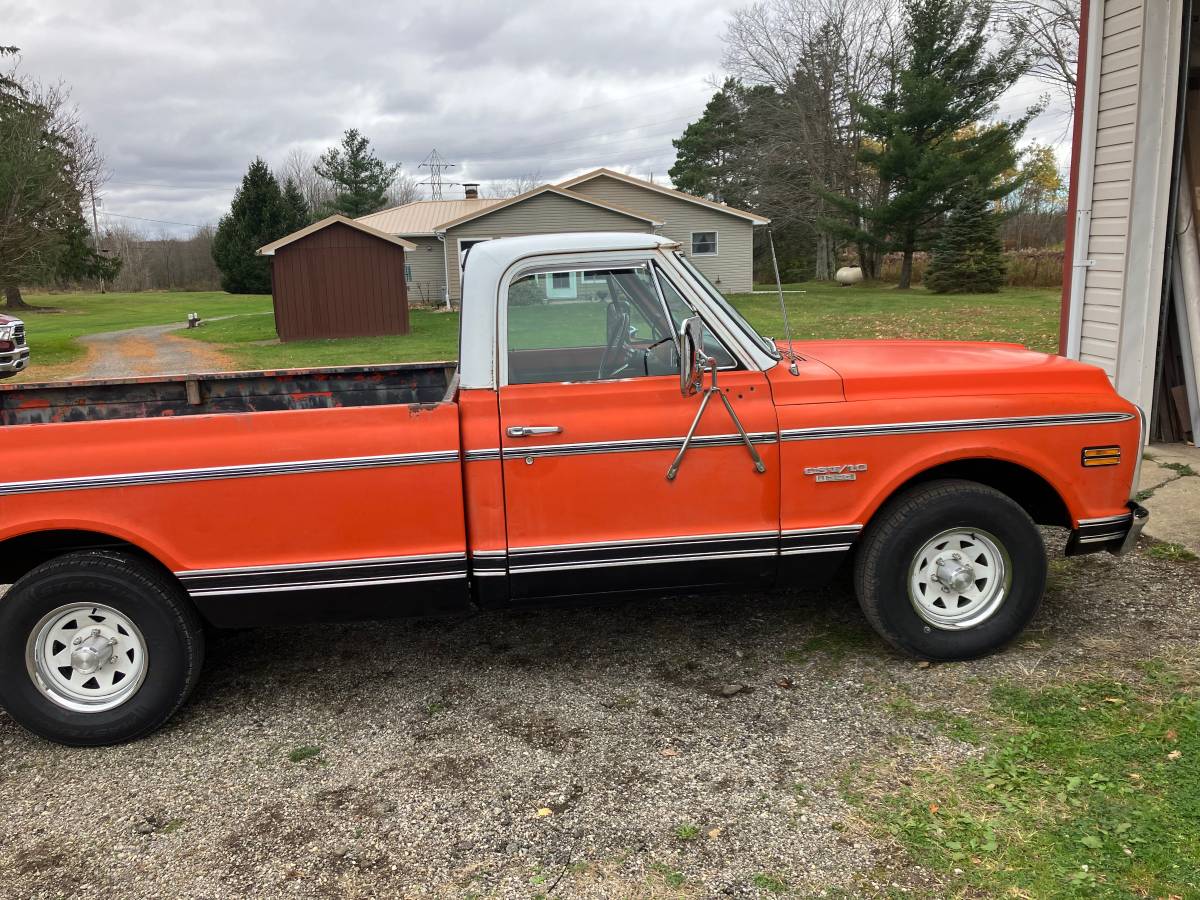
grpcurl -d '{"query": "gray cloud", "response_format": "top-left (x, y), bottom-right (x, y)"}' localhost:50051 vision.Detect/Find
top-left (4, 0), bottom-right (1069, 236)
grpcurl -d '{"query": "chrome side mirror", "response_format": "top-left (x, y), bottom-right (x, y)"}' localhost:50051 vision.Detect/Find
top-left (668, 314), bottom-right (765, 480)
top-left (678, 315), bottom-right (706, 397)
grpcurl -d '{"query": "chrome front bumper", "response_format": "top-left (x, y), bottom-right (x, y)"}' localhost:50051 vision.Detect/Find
top-left (0, 347), bottom-right (30, 374)
top-left (1065, 502), bottom-right (1150, 556)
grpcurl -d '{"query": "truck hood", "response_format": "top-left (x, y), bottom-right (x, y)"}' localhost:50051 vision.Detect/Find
top-left (0, 314), bottom-right (20, 326)
top-left (785, 340), bottom-right (1115, 402)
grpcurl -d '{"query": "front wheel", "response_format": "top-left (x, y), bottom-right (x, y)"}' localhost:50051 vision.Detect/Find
top-left (854, 479), bottom-right (1046, 660)
top-left (0, 551), bottom-right (205, 745)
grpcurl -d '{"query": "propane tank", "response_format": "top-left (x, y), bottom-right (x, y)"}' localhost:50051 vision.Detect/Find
top-left (835, 266), bottom-right (864, 286)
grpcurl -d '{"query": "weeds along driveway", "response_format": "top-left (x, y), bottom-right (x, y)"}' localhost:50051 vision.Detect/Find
top-left (73, 322), bottom-right (236, 379)
top-left (0, 533), bottom-right (1196, 899)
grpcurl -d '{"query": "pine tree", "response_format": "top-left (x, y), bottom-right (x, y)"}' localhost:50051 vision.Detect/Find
top-left (670, 80), bottom-right (750, 205)
top-left (211, 158), bottom-right (291, 294)
top-left (833, 0), bottom-right (1037, 288)
top-left (281, 177), bottom-right (310, 230)
top-left (2, 44), bottom-right (121, 307)
top-left (925, 187), bottom-right (1006, 293)
top-left (314, 130), bottom-right (399, 218)
top-left (54, 216), bottom-right (123, 284)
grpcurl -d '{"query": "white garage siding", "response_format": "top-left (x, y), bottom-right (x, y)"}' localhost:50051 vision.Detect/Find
top-left (1077, 0), bottom-right (1143, 376)
top-left (1069, 0), bottom-right (1184, 417)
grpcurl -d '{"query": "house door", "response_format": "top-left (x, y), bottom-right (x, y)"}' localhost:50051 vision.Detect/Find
top-left (496, 261), bottom-right (780, 600)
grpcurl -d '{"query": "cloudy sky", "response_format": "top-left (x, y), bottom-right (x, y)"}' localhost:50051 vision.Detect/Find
top-left (4, 0), bottom-right (1071, 237)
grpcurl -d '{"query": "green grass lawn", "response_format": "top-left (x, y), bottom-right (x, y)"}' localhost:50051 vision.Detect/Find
top-left (14, 291), bottom-right (274, 370)
top-left (744, 282), bottom-right (1060, 353)
top-left (856, 662), bottom-right (1199, 898)
top-left (186, 281), bottom-right (1062, 367)
top-left (185, 305), bottom-right (461, 369)
top-left (11, 281), bottom-right (1061, 374)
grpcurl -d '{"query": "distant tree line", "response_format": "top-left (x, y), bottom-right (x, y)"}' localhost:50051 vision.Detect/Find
top-left (671, 0), bottom-right (1076, 292)
top-left (101, 224), bottom-right (222, 292)
top-left (213, 129), bottom-right (415, 293)
top-left (0, 44), bottom-right (122, 309)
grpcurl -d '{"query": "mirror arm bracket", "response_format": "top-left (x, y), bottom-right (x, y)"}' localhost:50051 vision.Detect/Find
top-left (666, 357), bottom-right (767, 481)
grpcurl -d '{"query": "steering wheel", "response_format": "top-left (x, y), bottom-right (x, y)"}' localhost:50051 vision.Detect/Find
top-left (597, 299), bottom-right (634, 380)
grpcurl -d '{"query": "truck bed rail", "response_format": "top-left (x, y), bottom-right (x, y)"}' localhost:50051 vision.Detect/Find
top-left (0, 362), bottom-right (457, 426)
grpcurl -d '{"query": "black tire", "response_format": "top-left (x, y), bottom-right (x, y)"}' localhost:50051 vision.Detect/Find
top-left (854, 479), bottom-right (1046, 661)
top-left (0, 551), bottom-right (205, 746)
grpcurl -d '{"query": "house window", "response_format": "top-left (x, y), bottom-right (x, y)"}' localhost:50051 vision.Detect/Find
top-left (458, 238), bottom-right (492, 270)
top-left (691, 231), bottom-right (718, 255)
top-left (404, 264), bottom-right (412, 283)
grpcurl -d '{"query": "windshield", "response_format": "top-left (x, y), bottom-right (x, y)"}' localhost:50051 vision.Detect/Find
top-left (675, 253), bottom-right (780, 359)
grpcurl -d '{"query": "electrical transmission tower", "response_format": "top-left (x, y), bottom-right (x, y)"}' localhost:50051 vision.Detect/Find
top-left (418, 149), bottom-right (456, 200)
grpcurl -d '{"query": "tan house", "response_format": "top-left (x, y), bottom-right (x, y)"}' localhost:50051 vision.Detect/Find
top-left (354, 169), bottom-right (769, 305)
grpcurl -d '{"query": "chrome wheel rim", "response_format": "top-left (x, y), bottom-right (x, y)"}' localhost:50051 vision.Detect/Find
top-left (908, 528), bottom-right (1011, 631)
top-left (26, 603), bottom-right (148, 712)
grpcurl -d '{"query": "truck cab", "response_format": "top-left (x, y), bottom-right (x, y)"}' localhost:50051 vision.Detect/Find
top-left (0, 233), bottom-right (1146, 745)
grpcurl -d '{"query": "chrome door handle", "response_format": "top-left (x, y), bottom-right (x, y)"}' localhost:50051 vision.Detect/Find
top-left (506, 425), bottom-right (562, 438)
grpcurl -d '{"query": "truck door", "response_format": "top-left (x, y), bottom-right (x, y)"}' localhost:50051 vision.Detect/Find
top-left (497, 260), bottom-right (780, 601)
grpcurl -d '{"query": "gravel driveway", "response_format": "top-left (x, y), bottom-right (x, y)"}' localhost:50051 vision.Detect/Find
top-left (74, 322), bottom-right (234, 380)
top-left (0, 533), bottom-right (1196, 899)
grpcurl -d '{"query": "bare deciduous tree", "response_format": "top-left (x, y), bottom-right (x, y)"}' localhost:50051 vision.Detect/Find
top-left (280, 147), bottom-right (334, 217)
top-left (485, 171), bottom-right (543, 199)
top-left (723, 0), bottom-right (900, 278)
top-left (100, 224), bottom-right (221, 292)
top-left (385, 171), bottom-right (421, 207)
top-left (0, 58), bottom-right (113, 307)
top-left (999, 0), bottom-right (1079, 111)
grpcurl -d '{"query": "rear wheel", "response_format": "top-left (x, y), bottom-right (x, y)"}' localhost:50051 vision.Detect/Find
top-left (0, 551), bottom-right (204, 745)
top-left (854, 479), bottom-right (1046, 660)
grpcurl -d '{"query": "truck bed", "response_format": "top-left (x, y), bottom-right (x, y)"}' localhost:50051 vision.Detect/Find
top-left (0, 362), bottom-right (457, 426)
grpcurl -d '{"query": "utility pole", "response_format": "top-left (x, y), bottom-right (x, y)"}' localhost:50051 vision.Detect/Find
top-left (89, 181), bottom-right (106, 294)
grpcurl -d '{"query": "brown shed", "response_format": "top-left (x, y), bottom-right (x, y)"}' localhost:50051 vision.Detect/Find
top-left (258, 214), bottom-right (417, 342)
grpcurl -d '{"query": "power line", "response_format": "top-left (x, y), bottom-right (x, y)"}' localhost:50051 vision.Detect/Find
top-left (463, 109), bottom-right (701, 160)
top-left (106, 178), bottom-right (231, 190)
top-left (527, 136), bottom-right (684, 170)
top-left (556, 78), bottom-right (709, 114)
top-left (102, 109), bottom-right (705, 195)
top-left (97, 210), bottom-right (208, 228)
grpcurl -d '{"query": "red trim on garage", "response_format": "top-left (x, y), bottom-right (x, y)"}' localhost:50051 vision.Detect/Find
top-left (1060, 0), bottom-right (1092, 356)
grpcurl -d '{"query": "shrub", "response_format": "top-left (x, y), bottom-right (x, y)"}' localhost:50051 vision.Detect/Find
top-left (926, 189), bottom-right (1007, 294)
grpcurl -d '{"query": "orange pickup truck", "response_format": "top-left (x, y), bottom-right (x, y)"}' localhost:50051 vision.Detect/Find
top-left (0, 233), bottom-right (1146, 745)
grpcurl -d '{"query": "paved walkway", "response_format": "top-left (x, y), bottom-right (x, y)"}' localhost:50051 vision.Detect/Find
top-left (73, 322), bottom-right (235, 380)
top-left (1139, 442), bottom-right (1200, 553)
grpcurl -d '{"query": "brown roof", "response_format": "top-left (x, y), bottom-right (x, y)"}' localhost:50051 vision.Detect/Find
top-left (257, 214), bottom-right (417, 256)
top-left (432, 184), bottom-right (663, 231)
top-left (556, 168), bottom-right (770, 225)
top-left (355, 198), bottom-right (503, 236)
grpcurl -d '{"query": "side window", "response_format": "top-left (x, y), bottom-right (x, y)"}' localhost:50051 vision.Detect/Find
top-left (507, 266), bottom-right (674, 385)
top-left (459, 238), bottom-right (490, 271)
top-left (691, 231), bottom-right (718, 255)
top-left (653, 266), bottom-right (736, 368)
